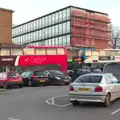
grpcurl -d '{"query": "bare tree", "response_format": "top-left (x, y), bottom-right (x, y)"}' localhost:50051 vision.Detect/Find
top-left (111, 25), bottom-right (120, 49)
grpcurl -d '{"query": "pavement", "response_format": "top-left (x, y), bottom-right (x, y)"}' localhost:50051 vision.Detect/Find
top-left (0, 86), bottom-right (120, 120)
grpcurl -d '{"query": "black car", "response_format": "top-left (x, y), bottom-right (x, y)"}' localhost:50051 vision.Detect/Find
top-left (21, 71), bottom-right (48, 87)
top-left (44, 70), bottom-right (71, 85)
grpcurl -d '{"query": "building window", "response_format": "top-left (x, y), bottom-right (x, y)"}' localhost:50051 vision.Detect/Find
top-left (54, 24), bottom-right (58, 36)
top-left (55, 12), bottom-right (59, 23)
top-left (63, 22), bottom-right (66, 34)
top-left (59, 11), bottom-right (63, 22)
top-left (38, 19), bottom-right (41, 28)
top-left (66, 35), bottom-right (70, 45)
top-left (41, 18), bottom-right (44, 28)
top-left (59, 23), bottom-right (63, 35)
top-left (67, 21), bottom-right (70, 33)
top-left (48, 15), bottom-right (51, 25)
top-left (48, 27), bottom-right (51, 37)
top-left (63, 36), bottom-right (67, 46)
top-left (63, 9), bottom-right (66, 21)
top-left (52, 26), bottom-right (55, 36)
top-left (52, 14), bottom-right (55, 24)
top-left (59, 36), bottom-right (63, 46)
top-left (66, 8), bottom-right (70, 19)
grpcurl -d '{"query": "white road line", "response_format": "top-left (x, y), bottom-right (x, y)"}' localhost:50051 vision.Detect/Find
top-left (111, 109), bottom-right (120, 115)
top-left (46, 94), bottom-right (72, 107)
top-left (7, 117), bottom-right (21, 120)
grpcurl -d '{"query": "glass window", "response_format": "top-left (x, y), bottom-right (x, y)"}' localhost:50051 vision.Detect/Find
top-left (62, 36), bottom-right (67, 46)
top-left (63, 9), bottom-right (66, 21)
top-left (66, 8), bottom-right (70, 19)
top-left (59, 36), bottom-right (63, 46)
top-left (48, 15), bottom-right (51, 25)
top-left (41, 18), bottom-right (44, 28)
top-left (38, 19), bottom-right (41, 28)
top-left (28, 33), bottom-right (31, 42)
top-left (52, 26), bottom-right (55, 37)
top-left (47, 48), bottom-right (57, 55)
top-left (55, 25), bottom-right (58, 36)
top-left (48, 39), bottom-right (52, 46)
top-left (48, 27), bottom-right (51, 37)
top-left (38, 30), bottom-right (41, 39)
top-left (1, 48), bottom-right (10, 56)
top-left (36, 48), bottom-right (46, 55)
top-left (105, 75), bottom-right (112, 84)
top-left (75, 75), bottom-right (102, 83)
top-left (55, 12), bottom-right (59, 23)
top-left (23, 48), bottom-right (34, 55)
top-left (44, 16), bottom-right (47, 27)
top-left (51, 38), bottom-right (54, 46)
top-left (36, 31), bottom-right (39, 40)
top-left (59, 23), bottom-right (62, 35)
top-left (42, 29), bottom-right (45, 39)
top-left (56, 37), bottom-right (59, 46)
top-left (52, 14), bottom-right (55, 24)
top-left (28, 23), bottom-right (30, 31)
top-left (67, 21), bottom-right (70, 33)
top-left (66, 35), bottom-right (70, 45)
top-left (45, 40), bottom-right (49, 46)
top-left (63, 22), bottom-right (66, 34)
top-left (59, 11), bottom-right (63, 22)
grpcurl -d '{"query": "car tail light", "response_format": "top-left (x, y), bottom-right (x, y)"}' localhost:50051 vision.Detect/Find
top-left (69, 85), bottom-right (74, 91)
top-left (32, 76), bottom-right (37, 79)
top-left (95, 86), bottom-right (103, 92)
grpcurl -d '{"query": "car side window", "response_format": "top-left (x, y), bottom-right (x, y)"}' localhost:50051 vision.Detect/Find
top-left (109, 75), bottom-right (119, 84)
top-left (2, 73), bottom-right (7, 79)
top-left (105, 75), bottom-right (112, 84)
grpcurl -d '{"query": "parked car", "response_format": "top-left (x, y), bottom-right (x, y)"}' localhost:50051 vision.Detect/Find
top-left (21, 70), bottom-right (48, 87)
top-left (0, 72), bottom-right (23, 89)
top-left (44, 70), bottom-right (71, 85)
top-left (69, 73), bottom-right (120, 107)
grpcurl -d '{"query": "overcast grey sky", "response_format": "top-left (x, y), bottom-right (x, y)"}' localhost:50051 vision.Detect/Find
top-left (1, 0), bottom-right (120, 26)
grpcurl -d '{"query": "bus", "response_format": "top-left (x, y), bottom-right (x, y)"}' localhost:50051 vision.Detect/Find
top-left (0, 45), bottom-right (68, 73)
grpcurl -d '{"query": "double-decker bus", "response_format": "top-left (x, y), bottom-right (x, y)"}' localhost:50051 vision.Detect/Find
top-left (0, 45), bottom-right (68, 73)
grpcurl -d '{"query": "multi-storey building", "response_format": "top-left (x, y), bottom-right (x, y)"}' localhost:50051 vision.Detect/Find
top-left (12, 5), bottom-right (111, 50)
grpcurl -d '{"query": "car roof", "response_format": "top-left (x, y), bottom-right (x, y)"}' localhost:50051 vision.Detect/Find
top-left (81, 73), bottom-right (113, 76)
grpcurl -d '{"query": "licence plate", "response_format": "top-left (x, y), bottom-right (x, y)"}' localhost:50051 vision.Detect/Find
top-left (78, 88), bottom-right (90, 92)
top-left (40, 80), bottom-right (45, 82)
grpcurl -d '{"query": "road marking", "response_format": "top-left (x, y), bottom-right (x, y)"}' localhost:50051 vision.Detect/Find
top-left (111, 108), bottom-right (120, 115)
top-left (46, 94), bottom-right (72, 107)
top-left (7, 117), bottom-right (21, 120)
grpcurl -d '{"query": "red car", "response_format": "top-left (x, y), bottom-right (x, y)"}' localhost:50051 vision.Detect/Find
top-left (0, 72), bottom-right (23, 89)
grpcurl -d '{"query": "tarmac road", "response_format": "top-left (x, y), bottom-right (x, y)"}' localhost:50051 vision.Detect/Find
top-left (0, 86), bottom-right (120, 120)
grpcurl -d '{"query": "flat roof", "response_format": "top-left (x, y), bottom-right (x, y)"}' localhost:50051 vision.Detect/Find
top-left (12, 5), bottom-right (108, 29)
top-left (0, 7), bottom-right (14, 13)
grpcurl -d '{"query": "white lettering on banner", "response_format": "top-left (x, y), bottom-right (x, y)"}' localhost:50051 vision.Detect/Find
top-left (24, 56), bottom-right (46, 64)
top-left (2, 58), bottom-right (13, 61)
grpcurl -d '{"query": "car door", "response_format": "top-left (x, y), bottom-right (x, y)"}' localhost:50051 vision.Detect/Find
top-left (0, 73), bottom-right (3, 86)
top-left (109, 74), bottom-right (120, 98)
top-left (104, 75), bottom-right (117, 101)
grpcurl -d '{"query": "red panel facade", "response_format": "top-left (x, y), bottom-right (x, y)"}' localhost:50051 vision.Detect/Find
top-left (70, 7), bottom-right (111, 49)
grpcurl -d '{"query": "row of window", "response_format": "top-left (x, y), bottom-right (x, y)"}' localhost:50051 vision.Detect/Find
top-left (12, 22), bottom-right (70, 44)
top-left (13, 35), bottom-right (70, 46)
top-left (12, 8), bottom-right (70, 37)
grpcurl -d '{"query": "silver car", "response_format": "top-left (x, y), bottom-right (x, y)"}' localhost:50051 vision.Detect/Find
top-left (69, 73), bottom-right (120, 107)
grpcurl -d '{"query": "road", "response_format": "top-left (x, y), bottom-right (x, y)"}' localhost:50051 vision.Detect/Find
top-left (0, 86), bottom-right (120, 120)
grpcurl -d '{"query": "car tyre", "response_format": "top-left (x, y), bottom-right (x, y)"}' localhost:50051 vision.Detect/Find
top-left (104, 93), bottom-right (111, 107)
top-left (71, 101), bottom-right (79, 106)
top-left (28, 81), bottom-right (32, 87)
top-left (4, 83), bottom-right (9, 89)
top-left (19, 85), bottom-right (23, 88)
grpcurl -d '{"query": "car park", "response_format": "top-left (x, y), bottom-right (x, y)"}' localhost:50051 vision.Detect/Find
top-left (69, 73), bottom-right (120, 107)
top-left (0, 72), bottom-right (23, 89)
top-left (21, 70), bottom-right (48, 87)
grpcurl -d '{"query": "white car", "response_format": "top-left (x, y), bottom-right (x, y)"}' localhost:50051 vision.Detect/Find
top-left (68, 73), bottom-right (120, 107)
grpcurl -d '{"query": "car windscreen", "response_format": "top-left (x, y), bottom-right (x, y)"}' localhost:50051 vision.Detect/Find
top-left (8, 73), bottom-right (19, 78)
top-left (49, 70), bottom-right (64, 76)
top-left (75, 75), bottom-right (102, 83)
top-left (34, 71), bottom-right (45, 76)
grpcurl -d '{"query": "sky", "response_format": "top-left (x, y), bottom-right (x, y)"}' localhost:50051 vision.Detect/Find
top-left (1, 0), bottom-right (120, 26)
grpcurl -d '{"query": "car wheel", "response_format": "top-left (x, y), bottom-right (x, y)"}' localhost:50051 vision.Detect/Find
top-left (71, 101), bottom-right (79, 106)
top-left (19, 85), bottom-right (23, 88)
top-left (4, 83), bottom-right (9, 89)
top-left (28, 81), bottom-right (32, 87)
top-left (104, 93), bottom-right (111, 107)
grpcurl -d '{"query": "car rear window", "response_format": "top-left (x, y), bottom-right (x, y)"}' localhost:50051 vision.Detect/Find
top-left (8, 73), bottom-right (19, 78)
top-left (34, 71), bottom-right (45, 76)
top-left (75, 75), bottom-right (102, 83)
